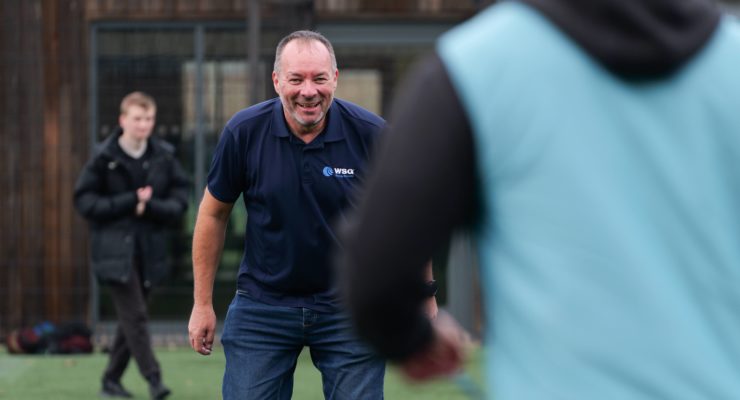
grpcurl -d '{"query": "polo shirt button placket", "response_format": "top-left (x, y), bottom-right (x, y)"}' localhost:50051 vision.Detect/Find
top-left (303, 162), bottom-right (312, 184)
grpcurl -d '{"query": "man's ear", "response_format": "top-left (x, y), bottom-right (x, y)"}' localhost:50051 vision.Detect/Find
top-left (272, 71), bottom-right (280, 94)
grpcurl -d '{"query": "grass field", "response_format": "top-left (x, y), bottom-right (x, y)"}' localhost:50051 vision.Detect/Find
top-left (0, 345), bottom-right (485, 399)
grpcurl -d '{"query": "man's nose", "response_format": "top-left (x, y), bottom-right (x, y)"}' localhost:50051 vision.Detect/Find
top-left (299, 81), bottom-right (318, 97)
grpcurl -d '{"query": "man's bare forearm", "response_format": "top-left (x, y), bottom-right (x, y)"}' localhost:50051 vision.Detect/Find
top-left (192, 190), bottom-right (233, 306)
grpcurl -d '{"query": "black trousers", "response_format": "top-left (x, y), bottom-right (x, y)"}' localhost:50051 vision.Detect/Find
top-left (103, 261), bottom-right (160, 382)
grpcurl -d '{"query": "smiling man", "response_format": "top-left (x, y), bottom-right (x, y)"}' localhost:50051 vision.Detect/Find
top-left (187, 30), bottom-right (427, 400)
top-left (273, 37), bottom-right (337, 141)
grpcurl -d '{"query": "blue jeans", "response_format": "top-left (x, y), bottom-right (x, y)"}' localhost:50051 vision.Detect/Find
top-left (221, 290), bottom-right (385, 400)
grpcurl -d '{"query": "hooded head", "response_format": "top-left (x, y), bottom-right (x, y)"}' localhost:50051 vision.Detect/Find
top-left (520, 0), bottom-right (721, 78)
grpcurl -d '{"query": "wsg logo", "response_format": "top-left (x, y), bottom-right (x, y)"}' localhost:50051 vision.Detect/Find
top-left (323, 166), bottom-right (355, 178)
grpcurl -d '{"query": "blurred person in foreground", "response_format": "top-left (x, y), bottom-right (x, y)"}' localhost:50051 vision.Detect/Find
top-left (187, 30), bottom-right (437, 399)
top-left (75, 91), bottom-right (189, 399)
top-left (338, 0), bottom-right (740, 398)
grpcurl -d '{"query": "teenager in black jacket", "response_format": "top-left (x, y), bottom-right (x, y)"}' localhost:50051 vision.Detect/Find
top-left (74, 91), bottom-right (189, 399)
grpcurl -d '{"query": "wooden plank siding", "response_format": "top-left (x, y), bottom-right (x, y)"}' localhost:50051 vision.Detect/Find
top-left (1, 0), bottom-right (90, 337)
top-left (317, 0), bottom-right (476, 17)
top-left (83, 0), bottom-right (476, 21)
top-left (85, 0), bottom-right (247, 20)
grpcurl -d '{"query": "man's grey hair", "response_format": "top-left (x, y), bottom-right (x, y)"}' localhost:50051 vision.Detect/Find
top-left (273, 30), bottom-right (338, 73)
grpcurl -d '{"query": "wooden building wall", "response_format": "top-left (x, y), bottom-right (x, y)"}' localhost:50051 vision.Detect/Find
top-left (85, 0), bottom-right (248, 20)
top-left (1, 0), bottom-right (90, 337)
top-left (82, 0), bottom-right (476, 21)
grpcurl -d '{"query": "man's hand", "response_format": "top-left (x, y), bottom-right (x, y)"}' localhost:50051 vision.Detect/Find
top-left (399, 310), bottom-right (468, 381)
top-left (188, 303), bottom-right (217, 355)
top-left (189, 189), bottom-right (232, 356)
top-left (424, 295), bottom-right (439, 320)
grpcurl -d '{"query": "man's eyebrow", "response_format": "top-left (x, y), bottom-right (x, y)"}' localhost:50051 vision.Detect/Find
top-left (286, 71), bottom-right (328, 77)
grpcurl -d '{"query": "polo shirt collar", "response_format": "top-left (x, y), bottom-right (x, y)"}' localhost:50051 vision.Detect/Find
top-left (271, 99), bottom-right (345, 143)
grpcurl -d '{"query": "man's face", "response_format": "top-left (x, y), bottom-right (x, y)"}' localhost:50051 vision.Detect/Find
top-left (119, 104), bottom-right (156, 142)
top-left (272, 40), bottom-right (338, 136)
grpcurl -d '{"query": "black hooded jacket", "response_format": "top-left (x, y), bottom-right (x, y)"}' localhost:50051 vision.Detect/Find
top-left (74, 130), bottom-right (190, 287)
top-left (339, 0), bottom-right (721, 361)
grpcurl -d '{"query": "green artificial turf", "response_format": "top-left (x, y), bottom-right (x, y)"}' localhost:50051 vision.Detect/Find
top-left (0, 346), bottom-right (485, 399)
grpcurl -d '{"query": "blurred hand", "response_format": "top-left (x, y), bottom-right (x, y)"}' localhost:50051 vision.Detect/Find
top-left (188, 303), bottom-right (217, 355)
top-left (135, 186), bottom-right (153, 216)
top-left (399, 310), bottom-right (468, 382)
top-left (424, 296), bottom-right (439, 320)
top-left (137, 185), bottom-right (153, 202)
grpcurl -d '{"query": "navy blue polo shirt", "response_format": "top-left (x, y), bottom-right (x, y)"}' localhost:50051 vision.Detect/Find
top-left (207, 97), bottom-right (384, 312)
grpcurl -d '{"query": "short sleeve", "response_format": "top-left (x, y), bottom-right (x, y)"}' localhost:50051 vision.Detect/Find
top-left (207, 126), bottom-right (246, 203)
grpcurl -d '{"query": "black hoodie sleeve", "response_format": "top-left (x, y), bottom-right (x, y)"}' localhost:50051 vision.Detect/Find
top-left (519, 0), bottom-right (719, 78)
top-left (337, 52), bottom-right (478, 361)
